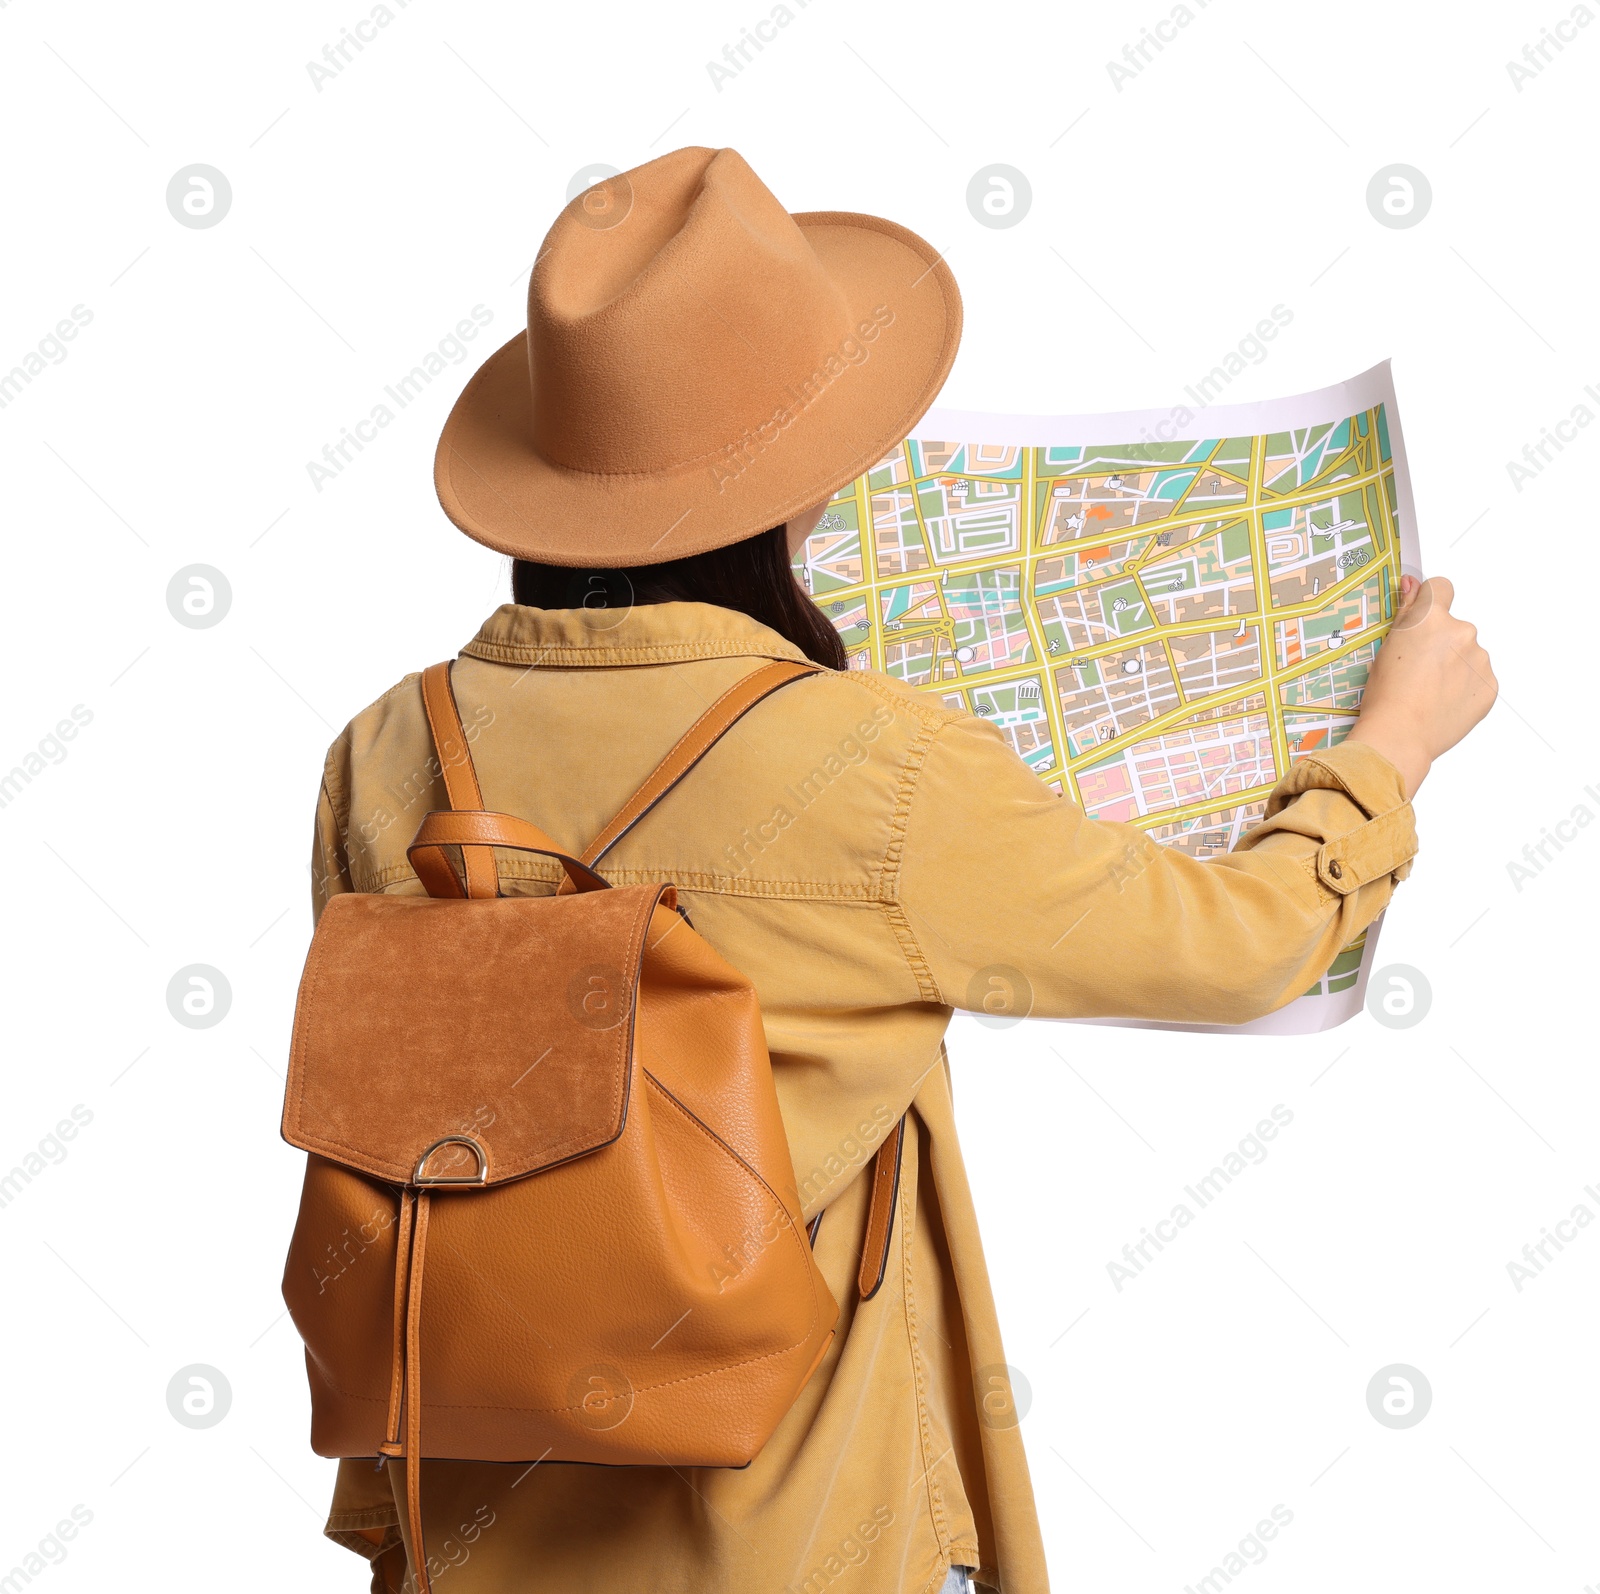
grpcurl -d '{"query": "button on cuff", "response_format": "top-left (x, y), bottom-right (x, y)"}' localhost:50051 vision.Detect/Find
top-left (1314, 806), bottom-right (1418, 896)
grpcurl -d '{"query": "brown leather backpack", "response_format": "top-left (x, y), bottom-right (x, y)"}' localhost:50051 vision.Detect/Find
top-left (280, 659), bottom-right (907, 1591)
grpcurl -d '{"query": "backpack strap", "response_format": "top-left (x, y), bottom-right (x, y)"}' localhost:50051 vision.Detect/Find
top-left (575, 657), bottom-right (822, 873)
top-left (408, 810), bottom-right (611, 897)
top-left (419, 662), bottom-right (498, 901)
top-left (799, 1118), bottom-right (904, 1302)
top-left (857, 1115), bottom-right (906, 1301)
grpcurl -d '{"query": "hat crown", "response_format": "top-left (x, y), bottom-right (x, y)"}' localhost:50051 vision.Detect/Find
top-left (527, 148), bottom-right (853, 477)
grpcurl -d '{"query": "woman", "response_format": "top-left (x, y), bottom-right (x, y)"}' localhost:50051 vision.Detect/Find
top-left (308, 148), bottom-right (1494, 1593)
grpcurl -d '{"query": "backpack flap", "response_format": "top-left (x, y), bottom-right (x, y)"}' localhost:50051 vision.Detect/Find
top-left (282, 883), bottom-right (669, 1187)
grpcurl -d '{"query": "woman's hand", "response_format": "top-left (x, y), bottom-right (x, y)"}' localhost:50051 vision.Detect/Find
top-left (1344, 575), bottom-right (1497, 799)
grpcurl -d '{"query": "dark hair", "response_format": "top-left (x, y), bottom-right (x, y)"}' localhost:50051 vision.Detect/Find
top-left (511, 524), bottom-right (847, 671)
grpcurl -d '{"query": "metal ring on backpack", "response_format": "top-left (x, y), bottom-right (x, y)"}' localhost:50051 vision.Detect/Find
top-left (412, 1136), bottom-right (490, 1185)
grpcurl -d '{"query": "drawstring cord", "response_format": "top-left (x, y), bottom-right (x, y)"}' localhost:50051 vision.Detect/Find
top-left (376, 1188), bottom-right (434, 1594)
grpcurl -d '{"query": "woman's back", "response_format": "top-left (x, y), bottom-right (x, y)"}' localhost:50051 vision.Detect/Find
top-left (311, 596), bottom-right (1421, 1593)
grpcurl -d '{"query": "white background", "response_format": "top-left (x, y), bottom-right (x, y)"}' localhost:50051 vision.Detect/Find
top-left (1, 0), bottom-right (1595, 1589)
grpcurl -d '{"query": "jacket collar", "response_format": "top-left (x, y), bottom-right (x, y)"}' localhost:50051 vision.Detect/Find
top-left (460, 601), bottom-right (811, 669)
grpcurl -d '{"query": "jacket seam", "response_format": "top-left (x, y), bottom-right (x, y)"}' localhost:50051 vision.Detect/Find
top-left (879, 722), bottom-right (944, 1005)
top-left (842, 669), bottom-right (971, 734)
top-left (326, 1505), bottom-right (400, 1533)
top-left (461, 639), bottom-right (806, 666)
top-left (320, 761), bottom-right (348, 825)
top-left (361, 857), bottom-right (924, 904)
top-left (317, 776), bottom-right (354, 897)
top-left (919, 1554), bottom-right (980, 1594)
top-left (898, 1112), bottom-right (952, 1558)
top-left (323, 1521), bottom-right (400, 1564)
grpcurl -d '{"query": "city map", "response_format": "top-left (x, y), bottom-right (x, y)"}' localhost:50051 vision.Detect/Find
top-left (793, 364), bottom-right (1421, 1033)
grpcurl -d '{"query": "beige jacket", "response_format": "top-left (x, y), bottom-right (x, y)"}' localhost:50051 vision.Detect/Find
top-left (308, 600), bottom-right (1417, 1594)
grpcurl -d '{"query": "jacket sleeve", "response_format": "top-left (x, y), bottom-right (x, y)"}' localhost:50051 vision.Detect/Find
top-left (894, 714), bottom-right (1418, 1026)
top-left (310, 773), bottom-right (355, 928)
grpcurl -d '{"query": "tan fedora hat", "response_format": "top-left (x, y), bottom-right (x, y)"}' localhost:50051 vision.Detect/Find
top-left (434, 146), bottom-right (961, 567)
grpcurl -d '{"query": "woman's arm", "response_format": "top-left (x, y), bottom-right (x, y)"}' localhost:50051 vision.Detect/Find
top-left (895, 575), bottom-right (1494, 1027)
top-left (896, 721), bottom-right (1412, 1025)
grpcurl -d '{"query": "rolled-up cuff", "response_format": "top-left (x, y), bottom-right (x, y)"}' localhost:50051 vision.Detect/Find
top-left (1312, 806), bottom-right (1417, 893)
top-left (1243, 740), bottom-right (1419, 895)
top-left (1266, 739), bottom-right (1408, 821)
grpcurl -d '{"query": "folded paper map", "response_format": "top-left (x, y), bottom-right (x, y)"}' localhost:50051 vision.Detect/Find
top-left (793, 362), bottom-right (1422, 1035)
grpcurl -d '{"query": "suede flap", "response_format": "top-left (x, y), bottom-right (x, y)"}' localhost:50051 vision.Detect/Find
top-left (283, 884), bottom-right (664, 1185)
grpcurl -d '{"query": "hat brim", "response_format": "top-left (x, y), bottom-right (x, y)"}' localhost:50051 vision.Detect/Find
top-left (434, 211), bottom-right (961, 568)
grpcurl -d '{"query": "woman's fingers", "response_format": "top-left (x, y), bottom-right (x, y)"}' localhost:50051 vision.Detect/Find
top-left (1346, 570), bottom-right (1495, 794)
